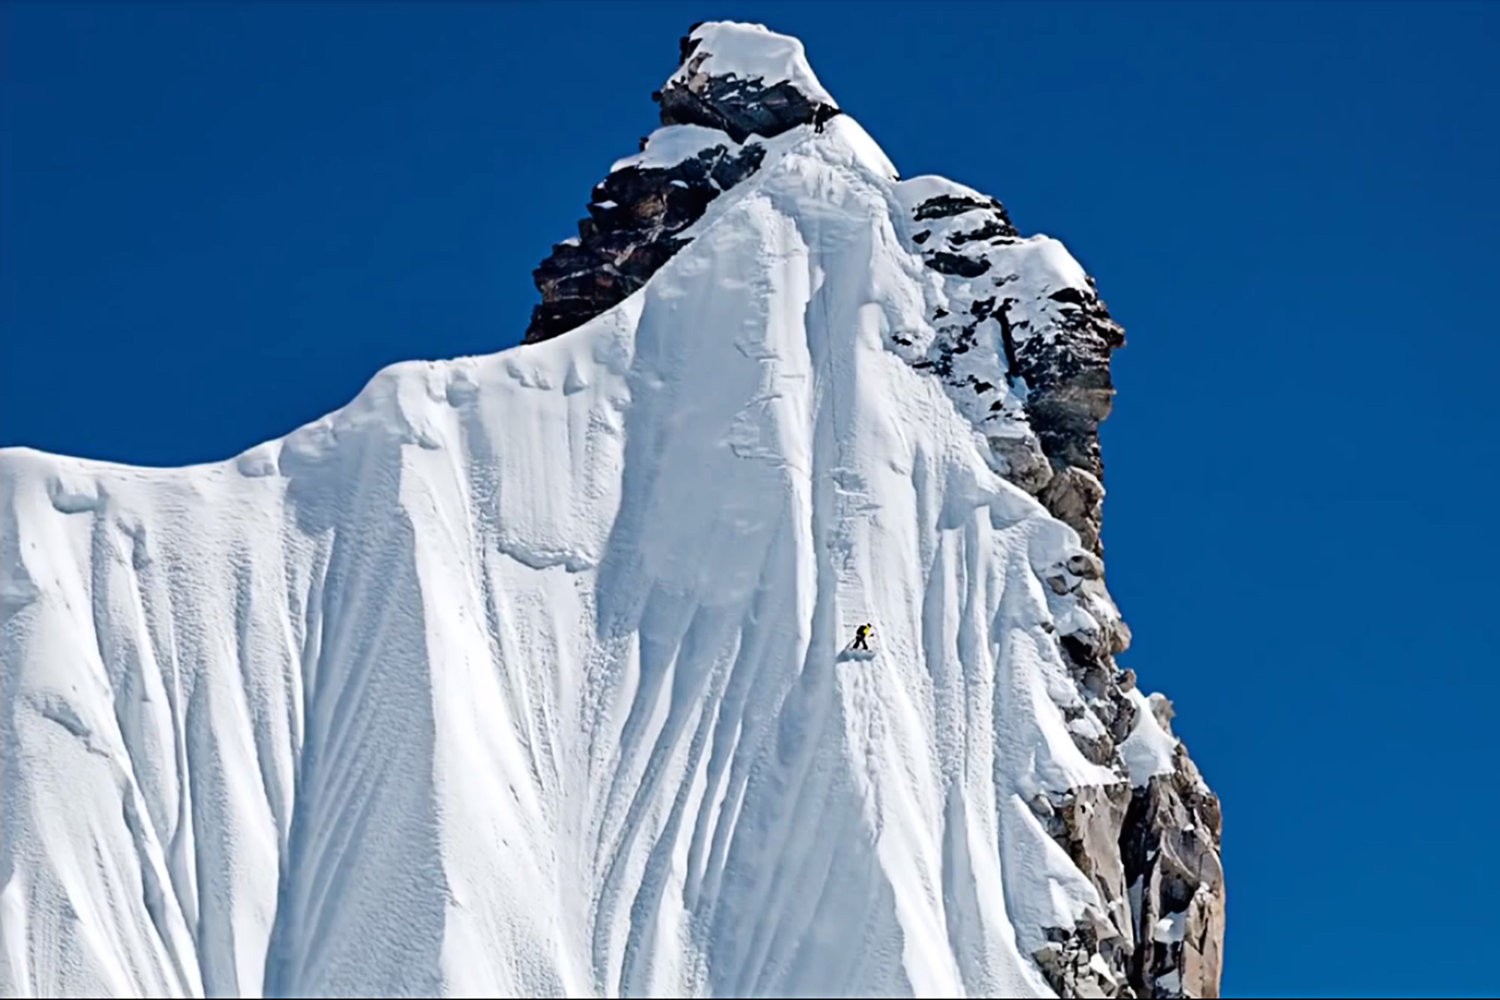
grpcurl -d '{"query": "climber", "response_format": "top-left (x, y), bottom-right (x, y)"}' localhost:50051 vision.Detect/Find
top-left (852, 623), bottom-right (873, 651)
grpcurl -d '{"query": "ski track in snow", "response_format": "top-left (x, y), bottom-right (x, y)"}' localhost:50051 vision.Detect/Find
top-left (0, 51), bottom-right (1162, 999)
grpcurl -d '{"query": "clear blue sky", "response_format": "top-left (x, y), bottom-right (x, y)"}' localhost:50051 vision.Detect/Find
top-left (3, 3), bottom-right (1497, 996)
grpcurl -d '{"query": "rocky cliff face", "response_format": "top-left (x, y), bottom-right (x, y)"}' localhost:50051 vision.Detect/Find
top-left (894, 179), bottom-right (1225, 1000)
top-left (522, 21), bottom-right (1224, 999)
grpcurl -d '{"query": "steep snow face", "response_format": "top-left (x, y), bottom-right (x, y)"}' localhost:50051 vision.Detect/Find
top-left (0, 21), bottom-right (1217, 1000)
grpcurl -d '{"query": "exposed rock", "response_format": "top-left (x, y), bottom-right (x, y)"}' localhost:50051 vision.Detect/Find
top-left (1029, 658), bottom-right (1223, 999)
top-left (524, 142), bottom-right (765, 343)
top-left (1068, 551), bottom-right (1106, 581)
top-left (1106, 690), bottom-right (1140, 743)
top-left (1040, 466), bottom-right (1107, 555)
top-left (1047, 571), bottom-right (1079, 596)
top-left (1148, 692), bottom-right (1176, 730)
top-left (1029, 543), bottom-right (1221, 999)
top-left (950, 217), bottom-right (1020, 246)
top-left (1122, 753), bottom-right (1225, 998)
top-left (1063, 708), bottom-right (1116, 766)
top-left (1009, 277), bottom-right (1125, 508)
top-left (913, 192), bottom-right (1017, 227)
top-left (1035, 780), bottom-right (1135, 953)
top-left (927, 251), bottom-right (991, 277)
top-left (1035, 915), bottom-right (1137, 999)
top-left (656, 28), bottom-right (840, 143)
top-left (989, 432), bottom-right (1055, 494)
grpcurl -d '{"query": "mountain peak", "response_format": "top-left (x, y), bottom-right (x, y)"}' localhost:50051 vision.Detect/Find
top-left (0, 21), bottom-right (1223, 998)
top-left (525, 20), bottom-right (851, 345)
top-left (655, 21), bottom-right (840, 143)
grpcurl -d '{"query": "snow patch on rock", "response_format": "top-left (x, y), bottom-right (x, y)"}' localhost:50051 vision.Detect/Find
top-left (1120, 687), bottom-right (1179, 787)
top-left (667, 21), bottom-right (836, 109)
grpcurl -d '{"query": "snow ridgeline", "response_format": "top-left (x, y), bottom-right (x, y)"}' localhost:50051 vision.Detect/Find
top-left (0, 20), bottom-right (1218, 1000)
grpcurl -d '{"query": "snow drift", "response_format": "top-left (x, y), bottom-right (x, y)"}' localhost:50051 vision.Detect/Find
top-left (0, 21), bottom-right (1223, 999)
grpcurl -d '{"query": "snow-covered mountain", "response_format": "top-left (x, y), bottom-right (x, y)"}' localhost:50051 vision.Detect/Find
top-left (0, 21), bottom-right (1223, 999)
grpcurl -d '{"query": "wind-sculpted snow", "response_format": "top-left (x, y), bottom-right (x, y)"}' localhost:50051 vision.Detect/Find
top-left (0, 22), bottom-right (1214, 1000)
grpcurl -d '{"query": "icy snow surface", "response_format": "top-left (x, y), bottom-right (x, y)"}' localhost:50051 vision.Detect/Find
top-left (0, 35), bottom-right (1171, 1000)
top-left (1119, 688), bottom-right (1178, 788)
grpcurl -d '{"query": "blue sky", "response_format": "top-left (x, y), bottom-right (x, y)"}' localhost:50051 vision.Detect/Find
top-left (3, 3), bottom-right (1497, 996)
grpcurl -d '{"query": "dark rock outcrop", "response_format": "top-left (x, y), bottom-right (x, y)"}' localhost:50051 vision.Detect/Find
top-left (524, 142), bottom-right (764, 343)
top-left (913, 191), bottom-right (1017, 226)
top-left (1008, 279), bottom-right (1126, 554)
top-left (656, 27), bottom-right (840, 143)
top-left (926, 251), bottom-right (992, 278)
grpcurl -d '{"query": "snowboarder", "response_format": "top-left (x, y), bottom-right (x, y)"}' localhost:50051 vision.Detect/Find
top-left (852, 623), bottom-right (873, 651)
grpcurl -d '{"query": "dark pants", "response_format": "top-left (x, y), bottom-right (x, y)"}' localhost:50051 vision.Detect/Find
top-left (853, 635), bottom-right (868, 650)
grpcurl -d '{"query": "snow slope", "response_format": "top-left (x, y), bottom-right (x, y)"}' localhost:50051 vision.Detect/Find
top-left (0, 23), bottom-right (1186, 999)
